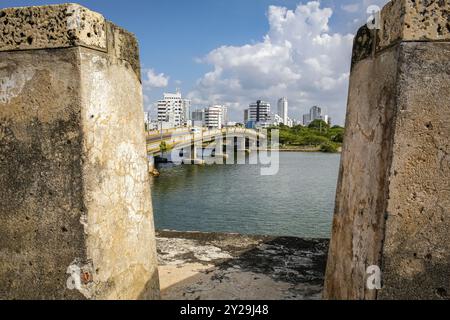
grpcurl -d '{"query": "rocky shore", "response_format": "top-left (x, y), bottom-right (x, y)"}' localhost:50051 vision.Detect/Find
top-left (156, 230), bottom-right (329, 300)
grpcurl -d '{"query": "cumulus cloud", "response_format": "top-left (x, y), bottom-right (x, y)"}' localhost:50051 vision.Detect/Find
top-left (341, 3), bottom-right (360, 13)
top-left (143, 68), bottom-right (169, 88)
top-left (187, 1), bottom-right (355, 125)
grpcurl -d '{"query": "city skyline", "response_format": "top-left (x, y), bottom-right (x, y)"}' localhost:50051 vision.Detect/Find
top-left (151, 90), bottom-right (327, 127)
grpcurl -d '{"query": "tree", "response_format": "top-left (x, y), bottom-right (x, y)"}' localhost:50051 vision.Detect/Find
top-left (331, 131), bottom-right (344, 143)
top-left (300, 134), bottom-right (329, 146)
top-left (308, 119), bottom-right (330, 131)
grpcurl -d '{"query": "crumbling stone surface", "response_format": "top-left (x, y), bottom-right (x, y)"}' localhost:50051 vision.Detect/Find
top-left (0, 4), bottom-right (106, 51)
top-left (378, 0), bottom-right (450, 51)
top-left (0, 4), bottom-right (141, 81)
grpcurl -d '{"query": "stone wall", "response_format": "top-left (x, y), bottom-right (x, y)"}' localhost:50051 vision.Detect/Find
top-left (0, 4), bottom-right (159, 299)
top-left (324, 0), bottom-right (450, 300)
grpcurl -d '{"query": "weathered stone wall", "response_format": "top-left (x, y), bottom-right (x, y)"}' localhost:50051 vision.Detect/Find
top-left (325, 0), bottom-right (450, 300)
top-left (0, 4), bottom-right (159, 299)
top-left (380, 41), bottom-right (450, 300)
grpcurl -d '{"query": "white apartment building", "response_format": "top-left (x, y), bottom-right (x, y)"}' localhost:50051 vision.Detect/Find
top-left (204, 105), bottom-right (226, 129)
top-left (271, 113), bottom-right (284, 126)
top-left (157, 91), bottom-right (191, 128)
top-left (248, 100), bottom-right (271, 123)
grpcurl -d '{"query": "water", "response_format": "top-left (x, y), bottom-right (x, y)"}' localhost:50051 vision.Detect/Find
top-left (150, 152), bottom-right (341, 239)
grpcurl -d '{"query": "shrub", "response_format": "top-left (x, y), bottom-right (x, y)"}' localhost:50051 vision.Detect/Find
top-left (320, 142), bottom-right (339, 153)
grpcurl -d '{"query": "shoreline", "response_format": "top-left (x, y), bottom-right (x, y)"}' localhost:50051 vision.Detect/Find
top-left (258, 148), bottom-right (341, 153)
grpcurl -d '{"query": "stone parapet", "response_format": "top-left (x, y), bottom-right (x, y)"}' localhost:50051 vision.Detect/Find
top-left (352, 0), bottom-right (450, 67)
top-left (0, 4), bottom-right (141, 80)
top-left (0, 4), bottom-right (106, 51)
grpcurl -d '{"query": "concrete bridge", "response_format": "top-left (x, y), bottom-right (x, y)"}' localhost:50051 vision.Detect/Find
top-left (146, 127), bottom-right (266, 167)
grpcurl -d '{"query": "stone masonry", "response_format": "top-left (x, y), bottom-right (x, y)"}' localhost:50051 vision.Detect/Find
top-left (0, 4), bottom-right (160, 299)
top-left (324, 0), bottom-right (450, 300)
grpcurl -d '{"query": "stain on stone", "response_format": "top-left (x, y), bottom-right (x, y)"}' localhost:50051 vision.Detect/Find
top-left (351, 25), bottom-right (375, 69)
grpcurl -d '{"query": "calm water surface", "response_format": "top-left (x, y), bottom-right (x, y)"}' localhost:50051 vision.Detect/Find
top-left (150, 152), bottom-right (340, 238)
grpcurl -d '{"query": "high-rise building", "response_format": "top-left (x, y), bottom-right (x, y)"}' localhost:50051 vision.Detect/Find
top-left (248, 100), bottom-right (271, 123)
top-left (191, 109), bottom-right (204, 122)
top-left (310, 106), bottom-right (322, 122)
top-left (157, 91), bottom-right (191, 128)
top-left (191, 109), bottom-right (204, 127)
top-left (303, 114), bottom-right (311, 126)
top-left (277, 97), bottom-right (288, 125)
top-left (244, 109), bottom-right (249, 123)
top-left (303, 105), bottom-right (329, 126)
top-left (183, 99), bottom-right (191, 122)
top-left (221, 106), bottom-right (228, 125)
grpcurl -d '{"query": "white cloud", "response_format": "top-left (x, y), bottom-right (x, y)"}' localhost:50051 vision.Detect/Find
top-left (187, 1), bottom-right (355, 125)
top-left (143, 93), bottom-right (150, 104)
top-left (143, 68), bottom-right (169, 88)
top-left (341, 3), bottom-right (360, 13)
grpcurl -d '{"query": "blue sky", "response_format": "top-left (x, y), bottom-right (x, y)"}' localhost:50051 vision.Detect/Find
top-left (2, 0), bottom-right (389, 124)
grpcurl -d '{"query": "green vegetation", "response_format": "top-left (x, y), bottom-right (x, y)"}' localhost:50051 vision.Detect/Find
top-left (271, 120), bottom-right (344, 153)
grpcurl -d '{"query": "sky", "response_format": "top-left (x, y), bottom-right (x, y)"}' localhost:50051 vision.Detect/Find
top-left (2, 0), bottom-right (390, 125)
